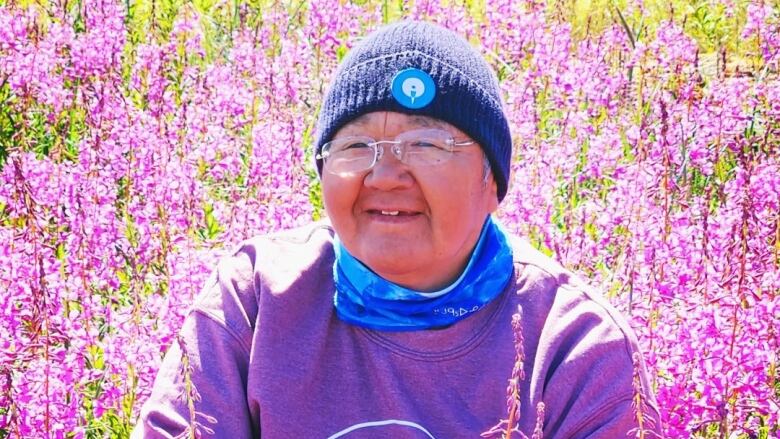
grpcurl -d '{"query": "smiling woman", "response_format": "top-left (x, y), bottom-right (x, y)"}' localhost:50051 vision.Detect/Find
top-left (132, 20), bottom-right (662, 438)
top-left (321, 112), bottom-right (497, 292)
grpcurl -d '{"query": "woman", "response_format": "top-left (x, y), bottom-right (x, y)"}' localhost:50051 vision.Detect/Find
top-left (133, 20), bottom-right (661, 438)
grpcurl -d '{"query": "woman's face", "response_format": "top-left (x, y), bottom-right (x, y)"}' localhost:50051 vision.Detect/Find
top-left (321, 111), bottom-right (498, 291)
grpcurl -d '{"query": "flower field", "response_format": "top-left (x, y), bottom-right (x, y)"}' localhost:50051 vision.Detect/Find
top-left (0, 0), bottom-right (778, 437)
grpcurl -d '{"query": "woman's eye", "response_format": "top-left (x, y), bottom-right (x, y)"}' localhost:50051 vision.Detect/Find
top-left (410, 141), bottom-right (438, 148)
top-left (345, 142), bottom-right (371, 149)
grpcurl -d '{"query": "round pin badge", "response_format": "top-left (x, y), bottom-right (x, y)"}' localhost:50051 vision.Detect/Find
top-left (391, 68), bottom-right (436, 109)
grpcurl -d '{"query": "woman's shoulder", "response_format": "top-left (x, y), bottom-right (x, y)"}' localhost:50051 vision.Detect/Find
top-left (191, 221), bottom-right (336, 329)
top-left (505, 233), bottom-right (640, 363)
top-left (243, 220), bottom-right (336, 292)
top-left (503, 235), bottom-right (659, 436)
top-left (244, 219), bottom-right (335, 257)
top-left (208, 219), bottom-right (335, 285)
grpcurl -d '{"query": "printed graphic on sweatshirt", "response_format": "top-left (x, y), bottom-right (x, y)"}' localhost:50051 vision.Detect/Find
top-left (327, 419), bottom-right (436, 439)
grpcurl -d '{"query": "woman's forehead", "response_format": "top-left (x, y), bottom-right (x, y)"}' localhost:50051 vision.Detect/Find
top-left (340, 112), bottom-right (459, 134)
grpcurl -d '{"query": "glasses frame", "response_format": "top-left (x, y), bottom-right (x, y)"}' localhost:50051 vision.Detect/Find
top-left (316, 129), bottom-right (476, 176)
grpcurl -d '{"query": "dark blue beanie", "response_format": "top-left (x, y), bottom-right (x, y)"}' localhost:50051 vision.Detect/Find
top-left (314, 20), bottom-right (512, 202)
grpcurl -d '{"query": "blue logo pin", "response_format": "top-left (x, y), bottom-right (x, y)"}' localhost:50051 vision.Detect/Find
top-left (391, 68), bottom-right (436, 109)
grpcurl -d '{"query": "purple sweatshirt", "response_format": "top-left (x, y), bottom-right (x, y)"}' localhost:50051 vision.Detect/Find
top-left (132, 222), bottom-right (662, 438)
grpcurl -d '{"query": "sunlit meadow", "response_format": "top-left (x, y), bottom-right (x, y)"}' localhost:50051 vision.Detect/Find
top-left (0, 0), bottom-right (778, 437)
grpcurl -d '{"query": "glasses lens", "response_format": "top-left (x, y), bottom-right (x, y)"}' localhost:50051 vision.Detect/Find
top-left (323, 136), bottom-right (375, 174)
top-left (398, 129), bottom-right (454, 166)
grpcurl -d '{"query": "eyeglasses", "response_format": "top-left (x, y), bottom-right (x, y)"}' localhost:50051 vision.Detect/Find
top-left (316, 128), bottom-right (476, 176)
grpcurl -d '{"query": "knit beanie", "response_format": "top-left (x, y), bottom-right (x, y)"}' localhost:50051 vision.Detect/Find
top-left (314, 20), bottom-right (512, 202)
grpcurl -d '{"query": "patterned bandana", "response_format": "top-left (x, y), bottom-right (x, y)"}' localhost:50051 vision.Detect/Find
top-left (332, 217), bottom-right (514, 331)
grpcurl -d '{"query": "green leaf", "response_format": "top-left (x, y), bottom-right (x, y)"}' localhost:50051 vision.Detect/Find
top-left (200, 202), bottom-right (222, 240)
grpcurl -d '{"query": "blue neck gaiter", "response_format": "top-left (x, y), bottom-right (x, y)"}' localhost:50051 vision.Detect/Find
top-left (332, 216), bottom-right (514, 331)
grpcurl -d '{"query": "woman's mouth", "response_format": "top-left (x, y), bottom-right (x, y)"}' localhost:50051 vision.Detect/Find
top-left (367, 209), bottom-right (422, 222)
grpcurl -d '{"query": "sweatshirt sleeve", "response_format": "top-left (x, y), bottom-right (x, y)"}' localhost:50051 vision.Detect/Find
top-left (561, 396), bottom-right (662, 438)
top-left (535, 283), bottom-right (663, 439)
top-left (131, 245), bottom-right (260, 438)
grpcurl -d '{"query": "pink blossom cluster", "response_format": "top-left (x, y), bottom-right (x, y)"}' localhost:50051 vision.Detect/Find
top-left (0, 0), bottom-right (777, 437)
top-left (492, 2), bottom-right (779, 436)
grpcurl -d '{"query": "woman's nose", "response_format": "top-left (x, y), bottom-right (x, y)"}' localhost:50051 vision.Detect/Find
top-left (364, 144), bottom-right (413, 190)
